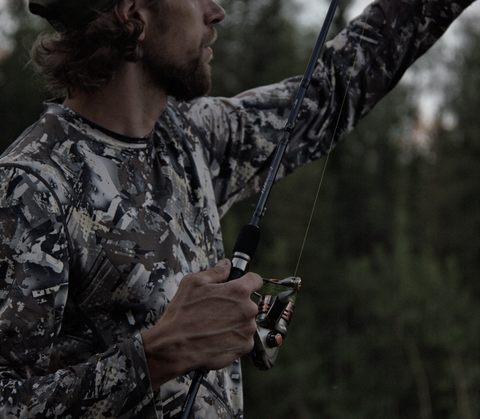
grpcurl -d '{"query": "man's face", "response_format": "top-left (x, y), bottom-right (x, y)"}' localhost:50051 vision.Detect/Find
top-left (141, 0), bottom-right (226, 101)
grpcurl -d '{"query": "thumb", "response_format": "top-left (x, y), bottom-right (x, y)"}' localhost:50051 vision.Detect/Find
top-left (203, 258), bottom-right (232, 284)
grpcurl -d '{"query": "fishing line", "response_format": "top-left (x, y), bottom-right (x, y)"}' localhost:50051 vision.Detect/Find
top-left (293, 6), bottom-right (373, 279)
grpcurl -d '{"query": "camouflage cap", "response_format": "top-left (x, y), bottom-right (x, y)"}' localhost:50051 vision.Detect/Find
top-left (29, 0), bottom-right (121, 32)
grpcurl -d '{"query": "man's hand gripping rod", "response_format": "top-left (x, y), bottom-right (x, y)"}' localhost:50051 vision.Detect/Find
top-left (176, 0), bottom-right (339, 416)
top-left (228, 0), bottom-right (339, 370)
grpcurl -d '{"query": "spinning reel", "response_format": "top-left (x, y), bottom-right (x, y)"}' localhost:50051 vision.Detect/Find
top-left (251, 277), bottom-right (301, 370)
top-left (177, 0), bottom-right (340, 415)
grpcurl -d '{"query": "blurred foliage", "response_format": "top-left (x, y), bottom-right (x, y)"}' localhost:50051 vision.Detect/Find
top-left (1, 1), bottom-right (480, 418)
top-left (0, 0), bottom-right (50, 151)
top-left (210, 0), bottom-right (317, 97)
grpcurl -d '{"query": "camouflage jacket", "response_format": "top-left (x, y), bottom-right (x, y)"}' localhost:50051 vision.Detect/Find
top-left (0, 0), bottom-right (473, 417)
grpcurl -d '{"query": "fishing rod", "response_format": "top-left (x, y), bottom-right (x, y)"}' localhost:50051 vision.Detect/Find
top-left (175, 0), bottom-right (340, 416)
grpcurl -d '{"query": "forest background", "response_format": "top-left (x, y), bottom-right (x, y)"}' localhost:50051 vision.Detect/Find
top-left (1, 0), bottom-right (480, 417)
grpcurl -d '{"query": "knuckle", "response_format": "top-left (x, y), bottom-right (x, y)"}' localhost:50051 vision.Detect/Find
top-left (239, 313), bottom-right (258, 336)
top-left (246, 318), bottom-right (257, 336)
top-left (237, 297), bottom-right (259, 324)
top-left (248, 300), bottom-right (259, 318)
top-left (245, 334), bottom-right (256, 352)
top-left (180, 272), bottom-right (194, 284)
top-left (212, 261), bottom-right (229, 276)
top-left (251, 273), bottom-right (263, 289)
top-left (181, 273), bottom-right (204, 287)
top-left (231, 281), bottom-right (252, 299)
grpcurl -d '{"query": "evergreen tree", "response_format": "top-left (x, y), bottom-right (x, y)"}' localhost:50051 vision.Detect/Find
top-left (210, 0), bottom-right (315, 97)
top-left (421, 23), bottom-right (480, 285)
top-left (0, 1), bottom-right (49, 152)
top-left (240, 69), bottom-right (419, 419)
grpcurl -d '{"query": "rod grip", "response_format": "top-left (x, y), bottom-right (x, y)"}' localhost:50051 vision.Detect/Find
top-left (227, 224), bottom-right (260, 281)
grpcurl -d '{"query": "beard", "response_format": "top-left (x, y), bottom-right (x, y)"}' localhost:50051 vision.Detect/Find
top-left (142, 39), bottom-right (213, 102)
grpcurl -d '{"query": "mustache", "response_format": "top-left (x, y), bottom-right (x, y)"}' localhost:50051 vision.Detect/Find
top-left (201, 27), bottom-right (218, 49)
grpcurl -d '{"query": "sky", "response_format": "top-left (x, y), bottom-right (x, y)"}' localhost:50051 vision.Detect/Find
top-left (294, 0), bottom-right (480, 29)
top-left (292, 0), bottom-right (480, 122)
top-left (2, 0), bottom-right (480, 31)
top-left (2, 0), bottom-right (480, 114)
top-left (293, 0), bottom-right (370, 26)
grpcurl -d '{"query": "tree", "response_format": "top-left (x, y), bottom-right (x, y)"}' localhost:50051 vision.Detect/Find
top-left (0, 0), bottom-right (49, 152)
top-left (210, 0), bottom-right (316, 98)
top-left (420, 22), bottom-right (480, 285)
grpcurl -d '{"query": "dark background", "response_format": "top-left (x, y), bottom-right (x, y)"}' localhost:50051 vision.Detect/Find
top-left (1, 0), bottom-right (480, 417)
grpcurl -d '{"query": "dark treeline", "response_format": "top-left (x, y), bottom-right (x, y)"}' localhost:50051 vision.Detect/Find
top-left (1, 0), bottom-right (479, 418)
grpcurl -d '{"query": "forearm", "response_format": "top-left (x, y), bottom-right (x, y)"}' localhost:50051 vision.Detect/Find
top-left (0, 168), bottom-right (157, 418)
top-left (0, 336), bottom-right (156, 418)
top-left (297, 0), bottom-right (476, 147)
top-left (178, 0), bottom-right (475, 214)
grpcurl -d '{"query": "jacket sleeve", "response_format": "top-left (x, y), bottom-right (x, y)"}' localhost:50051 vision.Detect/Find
top-left (176, 0), bottom-right (474, 217)
top-left (0, 167), bottom-right (157, 418)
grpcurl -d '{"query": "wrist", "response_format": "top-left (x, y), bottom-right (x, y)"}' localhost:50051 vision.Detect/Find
top-left (141, 324), bottom-right (191, 390)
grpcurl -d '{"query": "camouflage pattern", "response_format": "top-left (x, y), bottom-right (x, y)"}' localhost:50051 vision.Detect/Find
top-left (0, 0), bottom-right (473, 417)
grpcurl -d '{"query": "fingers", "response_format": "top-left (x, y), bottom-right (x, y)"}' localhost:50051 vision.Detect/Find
top-left (145, 262), bottom-right (264, 385)
top-left (177, 259), bottom-right (231, 292)
top-left (236, 269), bottom-right (263, 293)
top-left (194, 258), bottom-right (231, 285)
top-left (186, 259), bottom-right (263, 294)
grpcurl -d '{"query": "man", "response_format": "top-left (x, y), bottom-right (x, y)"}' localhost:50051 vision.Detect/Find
top-left (0, 0), bottom-right (474, 417)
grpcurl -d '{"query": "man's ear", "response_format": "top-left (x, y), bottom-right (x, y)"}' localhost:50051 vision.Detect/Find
top-left (113, 0), bottom-right (147, 41)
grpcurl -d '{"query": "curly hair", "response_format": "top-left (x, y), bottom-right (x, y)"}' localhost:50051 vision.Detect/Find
top-left (30, 1), bottom-right (166, 97)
